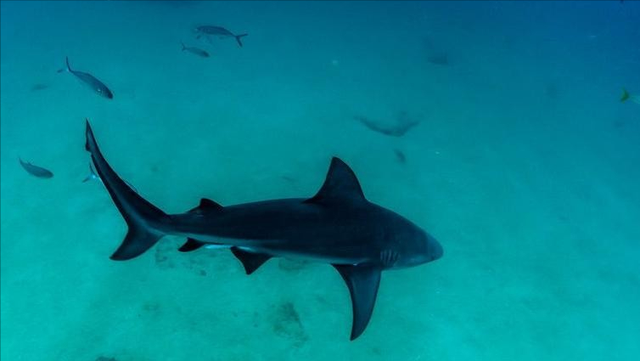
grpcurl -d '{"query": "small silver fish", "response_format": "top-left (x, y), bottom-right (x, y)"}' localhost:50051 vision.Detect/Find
top-left (19, 158), bottom-right (53, 178)
top-left (31, 83), bottom-right (49, 92)
top-left (181, 42), bottom-right (210, 58)
top-left (194, 25), bottom-right (248, 47)
top-left (59, 57), bottom-right (113, 99)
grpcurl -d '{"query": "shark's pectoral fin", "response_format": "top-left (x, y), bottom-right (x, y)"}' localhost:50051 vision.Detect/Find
top-left (333, 263), bottom-right (382, 340)
top-left (230, 247), bottom-right (271, 275)
top-left (178, 238), bottom-right (205, 252)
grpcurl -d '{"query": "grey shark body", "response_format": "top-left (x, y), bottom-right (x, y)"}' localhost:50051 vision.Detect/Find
top-left (84, 120), bottom-right (442, 340)
top-left (61, 57), bottom-right (113, 99)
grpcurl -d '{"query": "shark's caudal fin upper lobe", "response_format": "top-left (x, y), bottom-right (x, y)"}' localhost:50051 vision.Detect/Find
top-left (85, 120), bottom-right (169, 260)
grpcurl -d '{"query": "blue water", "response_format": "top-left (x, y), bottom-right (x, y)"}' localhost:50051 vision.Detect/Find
top-left (2, 1), bottom-right (639, 360)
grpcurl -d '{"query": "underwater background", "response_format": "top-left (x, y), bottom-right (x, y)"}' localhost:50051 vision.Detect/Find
top-left (1, 1), bottom-right (639, 360)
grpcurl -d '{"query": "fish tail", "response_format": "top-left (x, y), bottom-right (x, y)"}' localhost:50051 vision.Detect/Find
top-left (621, 88), bottom-right (630, 103)
top-left (85, 119), bottom-right (170, 261)
top-left (235, 33), bottom-right (248, 47)
top-left (57, 57), bottom-right (71, 74)
top-left (181, 42), bottom-right (186, 51)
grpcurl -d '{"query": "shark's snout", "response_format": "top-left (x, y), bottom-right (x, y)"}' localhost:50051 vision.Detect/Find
top-left (427, 234), bottom-right (443, 261)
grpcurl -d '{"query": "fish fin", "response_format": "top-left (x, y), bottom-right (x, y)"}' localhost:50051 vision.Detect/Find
top-left (235, 33), bottom-right (248, 47)
top-left (181, 41), bottom-right (186, 51)
top-left (188, 198), bottom-right (223, 214)
top-left (333, 263), bottom-right (382, 340)
top-left (200, 198), bottom-right (222, 209)
top-left (178, 238), bottom-right (205, 252)
top-left (621, 88), bottom-right (630, 102)
top-left (305, 157), bottom-right (366, 204)
top-left (83, 162), bottom-right (96, 183)
top-left (65, 56), bottom-right (72, 72)
top-left (230, 247), bottom-right (271, 275)
top-left (18, 158), bottom-right (29, 171)
top-left (85, 120), bottom-right (168, 261)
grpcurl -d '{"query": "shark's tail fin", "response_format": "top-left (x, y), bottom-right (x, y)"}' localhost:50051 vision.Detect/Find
top-left (235, 33), bottom-right (248, 47)
top-left (85, 119), bottom-right (170, 261)
top-left (621, 88), bottom-right (630, 102)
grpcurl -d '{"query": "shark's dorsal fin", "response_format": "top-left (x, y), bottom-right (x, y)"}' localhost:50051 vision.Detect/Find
top-left (200, 198), bottom-right (223, 209)
top-left (333, 263), bottom-right (382, 340)
top-left (230, 247), bottom-right (271, 275)
top-left (188, 198), bottom-right (223, 214)
top-left (306, 157), bottom-right (365, 204)
top-left (178, 238), bottom-right (205, 252)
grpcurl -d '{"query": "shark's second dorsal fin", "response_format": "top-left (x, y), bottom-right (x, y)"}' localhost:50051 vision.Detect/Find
top-left (200, 198), bottom-right (222, 209)
top-left (188, 198), bottom-right (223, 214)
top-left (306, 157), bottom-right (365, 204)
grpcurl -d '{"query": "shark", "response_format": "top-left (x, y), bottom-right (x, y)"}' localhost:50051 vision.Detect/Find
top-left (84, 120), bottom-right (443, 340)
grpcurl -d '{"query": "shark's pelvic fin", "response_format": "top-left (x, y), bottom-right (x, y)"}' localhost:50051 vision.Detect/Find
top-left (178, 238), bottom-right (205, 252)
top-left (333, 263), bottom-right (382, 341)
top-left (231, 247), bottom-right (271, 275)
top-left (306, 157), bottom-right (366, 204)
